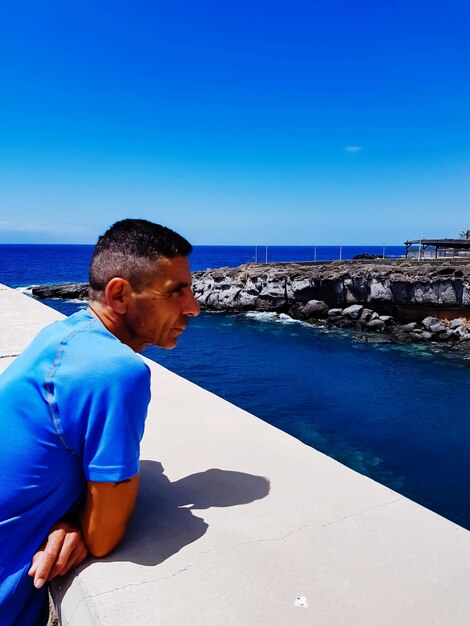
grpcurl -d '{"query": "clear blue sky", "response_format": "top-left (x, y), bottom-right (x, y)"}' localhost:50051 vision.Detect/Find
top-left (0, 0), bottom-right (469, 244)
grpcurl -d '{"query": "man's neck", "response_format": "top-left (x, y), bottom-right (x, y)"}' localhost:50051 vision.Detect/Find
top-left (87, 301), bottom-right (138, 351)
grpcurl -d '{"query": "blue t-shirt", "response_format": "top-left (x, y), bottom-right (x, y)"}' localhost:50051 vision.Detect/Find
top-left (0, 309), bottom-right (151, 625)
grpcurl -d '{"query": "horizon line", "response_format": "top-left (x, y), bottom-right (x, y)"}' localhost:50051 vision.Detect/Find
top-left (0, 242), bottom-right (407, 247)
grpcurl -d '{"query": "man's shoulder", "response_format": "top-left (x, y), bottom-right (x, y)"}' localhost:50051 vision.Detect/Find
top-left (1, 309), bottom-right (150, 389)
top-left (33, 308), bottom-right (97, 347)
top-left (61, 311), bottom-right (149, 375)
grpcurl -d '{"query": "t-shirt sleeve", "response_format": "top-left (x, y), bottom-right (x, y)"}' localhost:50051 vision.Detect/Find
top-left (79, 362), bottom-right (151, 482)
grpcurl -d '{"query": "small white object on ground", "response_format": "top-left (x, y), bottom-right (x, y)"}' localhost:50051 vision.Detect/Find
top-left (293, 596), bottom-right (308, 608)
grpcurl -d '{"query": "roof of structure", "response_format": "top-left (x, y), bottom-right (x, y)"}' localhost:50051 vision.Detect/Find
top-left (405, 238), bottom-right (470, 248)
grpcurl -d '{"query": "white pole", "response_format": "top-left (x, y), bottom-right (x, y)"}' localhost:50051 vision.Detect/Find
top-left (382, 243), bottom-right (385, 259)
top-left (255, 246), bottom-right (258, 263)
top-left (339, 237), bottom-right (343, 261)
top-left (419, 234), bottom-right (423, 261)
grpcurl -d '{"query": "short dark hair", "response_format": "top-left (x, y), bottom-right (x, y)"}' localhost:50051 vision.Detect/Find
top-left (89, 219), bottom-right (192, 301)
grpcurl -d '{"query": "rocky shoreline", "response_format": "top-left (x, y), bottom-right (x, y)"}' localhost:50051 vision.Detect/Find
top-left (288, 302), bottom-right (470, 348)
top-left (29, 259), bottom-right (470, 349)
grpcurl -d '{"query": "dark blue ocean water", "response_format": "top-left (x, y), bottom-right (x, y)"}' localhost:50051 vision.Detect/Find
top-left (0, 244), bottom-right (405, 287)
top-left (1, 245), bottom-right (469, 530)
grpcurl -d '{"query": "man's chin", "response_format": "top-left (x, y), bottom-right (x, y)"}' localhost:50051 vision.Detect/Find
top-left (157, 338), bottom-right (178, 350)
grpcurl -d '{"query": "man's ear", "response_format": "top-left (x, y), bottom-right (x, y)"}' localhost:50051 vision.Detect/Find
top-left (104, 278), bottom-right (133, 314)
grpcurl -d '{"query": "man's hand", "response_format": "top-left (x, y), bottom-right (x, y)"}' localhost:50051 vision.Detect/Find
top-left (28, 521), bottom-right (88, 589)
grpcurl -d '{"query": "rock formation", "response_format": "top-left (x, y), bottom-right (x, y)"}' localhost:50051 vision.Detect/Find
top-left (29, 259), bottom-right (470, 348)
top-left (191, 259), bottom-right (470, 313)
top-left (32, 283), bottom-right (88, 299)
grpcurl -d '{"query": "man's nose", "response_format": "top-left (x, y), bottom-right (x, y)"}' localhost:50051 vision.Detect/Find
top-left (184, 291), bottom-right (200, 317)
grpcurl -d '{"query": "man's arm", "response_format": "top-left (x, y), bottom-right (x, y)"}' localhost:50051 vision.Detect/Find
top-left (28, 473), bottom-right (139, 587)
top-left (80, 474), bottom-right (139, 557)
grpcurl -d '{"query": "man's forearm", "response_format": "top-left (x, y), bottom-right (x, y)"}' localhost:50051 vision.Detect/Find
top-left (80, 475), bottom-right (139, 558)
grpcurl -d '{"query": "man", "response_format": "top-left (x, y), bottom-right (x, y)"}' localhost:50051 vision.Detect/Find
top-left (0, 219), bottom-right (200, 625)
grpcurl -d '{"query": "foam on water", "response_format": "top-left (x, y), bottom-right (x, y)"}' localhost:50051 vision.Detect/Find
top-left (245, 311), bottom-right (321, 329)
top-left (245, 311), bottom-right (278, 321)
top-left (278, 313), bottom-right (300, 324)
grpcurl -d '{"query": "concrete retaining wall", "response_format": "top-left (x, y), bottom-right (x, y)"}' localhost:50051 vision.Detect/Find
top-left (1, 285), bottom-right (469, 625)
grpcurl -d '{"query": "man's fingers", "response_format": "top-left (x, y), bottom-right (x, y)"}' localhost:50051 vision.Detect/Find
top-left (28, 521), bottom-right (88, 587)
top-left (46, 527), bottom-right (82, 580)
top-left (52, 540), bottom-right (88, 578)
top-left (28, 550), bottom-right (41, 577)
top-left (33, 542), bottom-right (63, 588)
top-left (30, 525), bottom-right (67, 588)
top-left (48, 530), bottom-right (78, 577)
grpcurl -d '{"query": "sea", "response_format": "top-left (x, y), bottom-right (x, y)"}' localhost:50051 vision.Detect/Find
top-left (1, 244), bottom-right (469, 531)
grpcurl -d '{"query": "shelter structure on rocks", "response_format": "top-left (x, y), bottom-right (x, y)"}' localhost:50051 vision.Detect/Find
top-left (405, 238), bottom-right (470, 259)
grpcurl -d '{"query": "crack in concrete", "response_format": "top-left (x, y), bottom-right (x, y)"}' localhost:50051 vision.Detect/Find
top-left (0, 353), bottom-right (19, 359)
top-left (66, 573), bottom-right (96, 625)
top-left (430, 599), bottom-right (449, 625)
top-left (66, 564), bottom-right (194, 623)
top-left (320, 496), bottom-right (403, 528)
top-left (63, 495), bottom-right (403, 620)
top-left (430, 609), bottom-right (446, 626)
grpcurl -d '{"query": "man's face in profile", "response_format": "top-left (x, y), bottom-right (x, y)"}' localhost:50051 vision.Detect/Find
top-left (126, 255), bottom-right (200, 352)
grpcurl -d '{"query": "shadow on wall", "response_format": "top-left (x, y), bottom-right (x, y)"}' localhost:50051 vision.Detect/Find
top-left (86, 460), bottom-right (270, 569)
